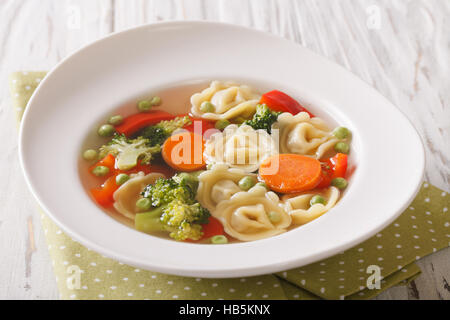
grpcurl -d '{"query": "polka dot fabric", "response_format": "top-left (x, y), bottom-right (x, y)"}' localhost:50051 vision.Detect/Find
top-left (277, 181), bottom-right (449, 299)
top-left (41, 212), bottom-right (285, 300)
top-left (9, 71), bottom-right (45, 124)
top-left (11, 72), bottom-right (450, 300)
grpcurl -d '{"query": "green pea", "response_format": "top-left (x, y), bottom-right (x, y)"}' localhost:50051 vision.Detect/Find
top-left (211, 235), bottom-right (228, 244)
top-left (97, 124), bottom-right (115, 137)
top-left (92, 166), bottom-right (109, 177)
top-left (331, 177), bottom-right (348, 190)
top-left (138, 100), bottom-right (152, 112)
top-left (215, 119), bottom-right (231, 130)
top-left (115, 173), bottom-right (130, 186)
top-left (256, 182), bottom-right (268, 190)
top-left (108, 115), bottom-right (123, 126)
top-left (334, 142), bottom-right (350, 154)
top-left (238, 176), bottom-right (256, 191)
top-left (310, 195), bottom-right (326, 206)
top-left (136, 198), bottom-right (152, 211)
top-left (200, 101), bottom-right (215, 113)
top-left (150, 96), bottom-right (162, 106)
top-left (332, 126), bottom-right (350, 140)
top-left (268, 211), bottom-right (281, 223)
top-left (82, 149), bottom-right (97, 161)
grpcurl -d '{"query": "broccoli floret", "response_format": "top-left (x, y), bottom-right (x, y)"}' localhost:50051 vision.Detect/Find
top-left (172, 172), bottom-right (200, 193)
top-left (161, 200), bottom-right (210, 241)
top-left (243, 104), bottom-right (282, 133)
top-left (141, 176), bottom-right (195, 207)
top-left (99, 134), bottom-right (161, 170)
top-left (166, 220), bottom-right (204, 241)
top-left (138, 173), bottom-right (210, 241)
top-left (162, 200), bottom-right (210, 225)
top-left (140, 116), bottom-right (191, 146)
top-left (135, 203), bottom-right (209, 241)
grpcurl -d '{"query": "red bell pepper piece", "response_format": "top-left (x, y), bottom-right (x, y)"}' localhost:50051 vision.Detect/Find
top-left (316, 153), bottom-right (348, 189)
top-left (200, 216), bottom-right (225, 240)
top-left (91, 174), bottom-right (121, 207)
top-left (89, 154), bottom-right (116, 177)
top-left (184, 216), bottom-right (226, 243)
top-left (124, 162), bottom-right (176, 178)
top-left (260, 90), bottom-right (314, 117)
top-left (115, 111), bottom-right (175, 137)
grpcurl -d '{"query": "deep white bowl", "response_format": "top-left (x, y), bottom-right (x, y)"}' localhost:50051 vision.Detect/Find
top-left (19, 21), bottom-right (424, 278)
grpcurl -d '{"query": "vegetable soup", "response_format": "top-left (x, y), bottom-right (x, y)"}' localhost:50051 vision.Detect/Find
top-left (80, 81), bottom-right (352, 244)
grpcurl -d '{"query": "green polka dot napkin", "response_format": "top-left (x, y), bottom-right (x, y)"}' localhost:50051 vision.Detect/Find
top-left (10, 71), bottom-right (450, 300)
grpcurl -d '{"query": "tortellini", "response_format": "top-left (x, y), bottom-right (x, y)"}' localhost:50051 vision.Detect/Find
top-left (214, 186), bottom-right (292, 241)
top-left (204, 124), bottom-right (278, 173)
top-left (196, 164), bottom-right (256, 212)
top-left (282, 186), bottom-right (340, 225)
top-left (191, 81), bottom-right (260, 120)
top-left (273, 112), bottom-right (339, 159)
top-left (113, 172), bottom-right (165, 219)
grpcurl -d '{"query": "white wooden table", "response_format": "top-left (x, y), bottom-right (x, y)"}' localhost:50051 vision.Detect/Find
top-left (0, 0), bottom-right (448, 300)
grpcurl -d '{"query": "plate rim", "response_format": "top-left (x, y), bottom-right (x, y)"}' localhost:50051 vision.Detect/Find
top-left (18, 20), bottom-right (425, 278)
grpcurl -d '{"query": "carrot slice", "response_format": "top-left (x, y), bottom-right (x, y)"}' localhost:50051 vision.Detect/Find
top-left (161, 132), bottom-right (206, 172)
top-left (259, 154), bottom-right (322, 193)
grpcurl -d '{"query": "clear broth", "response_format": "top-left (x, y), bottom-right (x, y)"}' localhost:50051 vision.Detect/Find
top-left (79, 80), bottom-right (349, 244)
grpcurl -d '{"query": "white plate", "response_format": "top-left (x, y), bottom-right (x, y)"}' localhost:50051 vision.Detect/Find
top-left (19, 21), bottom-right (424, 278)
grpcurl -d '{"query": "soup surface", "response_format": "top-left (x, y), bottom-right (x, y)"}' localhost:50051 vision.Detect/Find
top-left (80, 81), bottom-right (352, 244)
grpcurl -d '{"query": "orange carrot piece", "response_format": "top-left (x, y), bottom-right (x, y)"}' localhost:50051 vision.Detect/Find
top-left (259, 154), bottom-right (322, 193)
top-left (161, 132), bottom-right (206, 172)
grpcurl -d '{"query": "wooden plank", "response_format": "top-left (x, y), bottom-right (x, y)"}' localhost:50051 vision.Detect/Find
top-left (0, 0), bottom-right (448, 299)
top-left (99, 0), bottom-right (450, 300)
top-left (0, 0), bottom-right (113, 299)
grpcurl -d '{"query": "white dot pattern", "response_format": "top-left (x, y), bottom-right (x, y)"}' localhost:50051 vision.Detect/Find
top-left (274, 182), bottom-right (449, 300)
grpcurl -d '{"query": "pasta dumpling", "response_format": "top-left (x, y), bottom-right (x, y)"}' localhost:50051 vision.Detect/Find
top-left (214, 185), bottom-right (292, 241)
top-left (282, 186), bottom-right (340, 225)
top-left (273, 112), bottom-right (338, 159)
top-left (204, 124), bottom-right (277, 173)
top-left (113, 172), bottom-right (165, 219)
top-left (190, 81), bottom-right (260, 120)
top-left (196, 163), bottom-right (256, 212)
